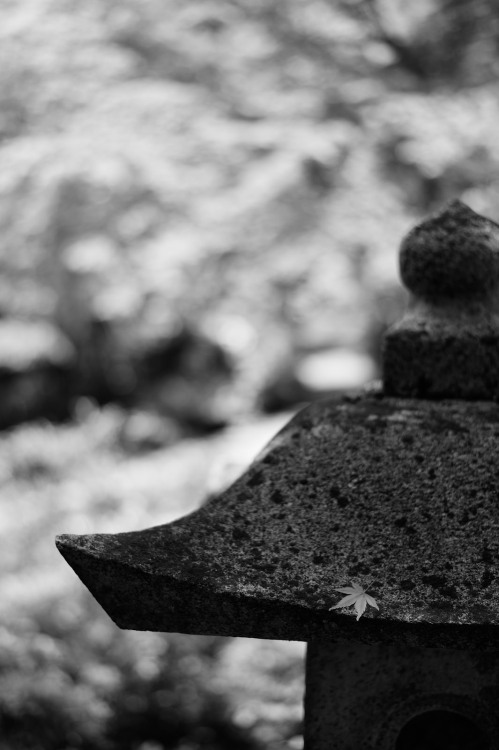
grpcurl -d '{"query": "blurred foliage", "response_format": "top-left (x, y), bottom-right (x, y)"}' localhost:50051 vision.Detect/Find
top-left (0, 406), bottom-right (301, 750)
top-left (2, 0), bottom-right (499, 747)
top-left (1, 0), bottom-right (499, 426)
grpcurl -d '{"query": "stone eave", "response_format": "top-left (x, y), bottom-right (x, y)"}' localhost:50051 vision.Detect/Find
top-left (56, 393), bottom-right (499, 650)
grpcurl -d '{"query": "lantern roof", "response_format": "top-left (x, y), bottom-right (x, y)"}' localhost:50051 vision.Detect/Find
top-left (56, 201), bottom-right (499, 650)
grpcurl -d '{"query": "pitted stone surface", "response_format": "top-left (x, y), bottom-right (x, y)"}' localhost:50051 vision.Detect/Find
top-left (400, 200), bottom-right (499, 301)
top-left (57, 392), bottom-right (499, 650)
top-left (384, 200), bottom-right (499, 399)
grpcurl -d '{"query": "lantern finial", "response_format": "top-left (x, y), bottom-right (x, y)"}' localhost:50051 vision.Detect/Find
top-left (383, 200), bottom-right (499, 400)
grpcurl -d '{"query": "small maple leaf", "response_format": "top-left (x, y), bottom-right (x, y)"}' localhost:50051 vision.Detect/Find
top-left (329, 582), bottom-right (379, 620)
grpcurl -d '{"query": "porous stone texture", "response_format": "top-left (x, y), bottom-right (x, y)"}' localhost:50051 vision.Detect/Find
top-left (399, 200), bottom-right (499, 302)
top-left (305, 640), bottom-right (497, 749)
top-left (383, 200), bottom-right (499, 399)
top-left (57, 391), bottom-right (499, 650)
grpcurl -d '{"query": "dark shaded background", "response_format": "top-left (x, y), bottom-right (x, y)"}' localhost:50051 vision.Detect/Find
top-left (1, 1), bottom-right (499, 748)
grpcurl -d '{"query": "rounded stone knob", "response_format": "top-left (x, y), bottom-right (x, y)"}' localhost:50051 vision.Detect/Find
top-left (383, 200), bottom-right (499, 400)
top-left (400, 200), bottom-right (499, 301)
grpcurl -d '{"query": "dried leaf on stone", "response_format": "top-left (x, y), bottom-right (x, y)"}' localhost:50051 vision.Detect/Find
top-left (329, 582), bottom-right (379, 620)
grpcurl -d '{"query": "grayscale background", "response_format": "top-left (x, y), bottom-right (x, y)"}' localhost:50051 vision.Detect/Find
top-left (1, 1), bottom-right (498, 748)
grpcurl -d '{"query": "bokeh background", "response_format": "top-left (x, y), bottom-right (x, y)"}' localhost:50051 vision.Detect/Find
top-left (2, 1), bottom-right (499, 748)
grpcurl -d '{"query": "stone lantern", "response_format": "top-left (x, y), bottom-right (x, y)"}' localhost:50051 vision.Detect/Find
top-left (56, 201), bottom-right (499, 750)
